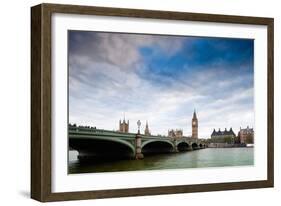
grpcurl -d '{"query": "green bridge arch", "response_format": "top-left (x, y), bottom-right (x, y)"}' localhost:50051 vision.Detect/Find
top-left (70, 135), bottom-right (136, 154)
top-left (175, 139), bottom-right (191, 146)
top-left (141, 139), bottom-right (174, 149)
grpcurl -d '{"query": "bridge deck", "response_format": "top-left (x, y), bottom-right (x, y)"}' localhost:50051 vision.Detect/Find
top-left (69, 126), bottom-right (202, 141)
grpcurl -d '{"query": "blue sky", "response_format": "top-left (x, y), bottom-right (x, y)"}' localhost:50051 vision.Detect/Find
top-left (68, 31), bottom-right (254, 138)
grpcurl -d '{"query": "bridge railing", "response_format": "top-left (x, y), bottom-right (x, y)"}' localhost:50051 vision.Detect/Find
top-left (69, 125), bottom-right (172, 139)
top-left (69, 125), bottom-right (134, 134)
top-left (69, 126), bottom-right (139, 138)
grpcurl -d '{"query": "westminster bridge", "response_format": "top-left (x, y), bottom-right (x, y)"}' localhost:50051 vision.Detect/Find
top-left (69, 125), bottom-right (207, 161)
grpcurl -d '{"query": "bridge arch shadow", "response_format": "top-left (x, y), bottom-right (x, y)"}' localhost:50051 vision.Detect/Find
top-left (192, 142), bottom-right (199, 150)
top-left (141, 140), bottom-right (174, 155)
top-left (177, 142), bottom-right (190, 152)
top-left (69, 137), bottom-right (135, 162)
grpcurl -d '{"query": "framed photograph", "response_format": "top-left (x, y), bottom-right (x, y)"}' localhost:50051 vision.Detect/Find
top-left (31, 3), bottom-right (274, 202)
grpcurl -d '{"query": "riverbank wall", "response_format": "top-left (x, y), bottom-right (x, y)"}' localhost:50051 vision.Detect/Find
top-left (208, 143), bottom-right (247, 148)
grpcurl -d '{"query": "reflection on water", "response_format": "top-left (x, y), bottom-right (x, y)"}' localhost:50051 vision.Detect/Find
top-left (68, 148), bottom-right (254, 174)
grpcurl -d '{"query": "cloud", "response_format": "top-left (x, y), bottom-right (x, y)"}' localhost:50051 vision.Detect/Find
top-left (69, 31), bottom-right (185, 70)
top-left (68, 31), bottom-right (254, 138)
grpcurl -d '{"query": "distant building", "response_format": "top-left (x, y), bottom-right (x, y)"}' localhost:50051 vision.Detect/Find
top-left (119, 118), bottom-right (129, 133)
top-left (168, 129), bottom-right (183, 139)
top-left (238, 126), bottom-right (254, 144)
top-left (192, 110), bottom-right (198, 138)
top-left (144, 121), bottom-right (151, 136)
top-left (211, 128), bottom-right (236, 144)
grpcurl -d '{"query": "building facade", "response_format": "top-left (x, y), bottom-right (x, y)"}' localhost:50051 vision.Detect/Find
top-left (238, 126), bottom-right (254, 144)
top-left (119, 118), bottom-right (129, 133)
top-left (211, 128), bottom-right (236, 143)
top-left (168, 129), bottom-right (183, 139)
top-left (192, 110), bottom-right (198, 138)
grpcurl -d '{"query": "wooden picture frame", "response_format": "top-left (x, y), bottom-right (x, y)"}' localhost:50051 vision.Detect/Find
top-left (31, 3), bottom-right (274, 202)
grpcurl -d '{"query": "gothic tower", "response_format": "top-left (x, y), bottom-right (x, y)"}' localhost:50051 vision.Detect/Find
top-left (144, 121), bottom-right (151, 136)
top-left (192, 109), bottom-right (198, 138)
top-left (119, 118), bottom-right (129, 133)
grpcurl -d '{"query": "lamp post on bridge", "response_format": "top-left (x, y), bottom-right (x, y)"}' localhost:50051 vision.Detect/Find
top-left (137, 120), bottom-right (141, 134)
top-left (135, 120), bottom-right (144, 160)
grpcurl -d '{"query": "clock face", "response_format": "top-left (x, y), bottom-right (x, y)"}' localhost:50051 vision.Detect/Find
top-left (193, 121), bottom-right (196, 125)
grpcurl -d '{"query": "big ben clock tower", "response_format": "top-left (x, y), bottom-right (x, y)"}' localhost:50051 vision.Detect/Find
top-left (192, 109), bottom-right (198, 138)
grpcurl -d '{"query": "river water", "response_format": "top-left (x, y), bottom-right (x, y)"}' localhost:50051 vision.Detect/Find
top-left (68, 147), bottom-right (254, 174)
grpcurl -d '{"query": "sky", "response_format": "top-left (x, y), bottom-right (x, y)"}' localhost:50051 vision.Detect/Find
top-left (68, 31), bottom-right (254, 138)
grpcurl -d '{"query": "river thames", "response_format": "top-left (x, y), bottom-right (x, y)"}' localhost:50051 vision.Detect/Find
top-left (68, 147), bottom-right (254, 174)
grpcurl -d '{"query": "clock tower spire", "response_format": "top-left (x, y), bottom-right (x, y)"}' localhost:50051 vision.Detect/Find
top-left (192, 109), bottom-right (198, 138)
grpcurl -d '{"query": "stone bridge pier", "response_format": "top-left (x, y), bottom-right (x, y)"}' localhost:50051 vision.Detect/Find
top-left (135, 133), bottom-right (144, 159)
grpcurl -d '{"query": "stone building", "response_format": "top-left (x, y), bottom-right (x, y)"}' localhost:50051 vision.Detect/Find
top-left (192, 110), bottom-right (198, 138)
top-left (144, 121), bottom-right (151, 136)
top-left (168, 129), bottom-right (183, 139)
top-left (238, 126), bottom-right (254, 144)
top-left (119, 118), bottom-right (129, 133)
top-left (211, 128), bottom-right (236, 143)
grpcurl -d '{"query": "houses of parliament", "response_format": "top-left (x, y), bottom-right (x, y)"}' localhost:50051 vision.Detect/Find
top-left (118, 110), bottom-right (198, 139)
